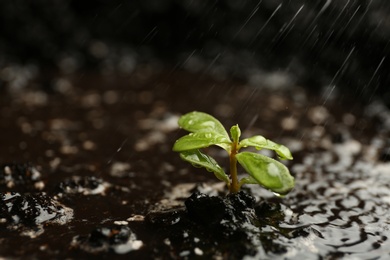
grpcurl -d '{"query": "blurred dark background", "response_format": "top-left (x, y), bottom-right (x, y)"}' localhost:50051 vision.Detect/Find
top-left (0, 0), bottom-right (389, 105)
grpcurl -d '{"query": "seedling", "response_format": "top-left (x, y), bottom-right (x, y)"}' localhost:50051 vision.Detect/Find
top-left (173, 111), bottom-right (294, 195)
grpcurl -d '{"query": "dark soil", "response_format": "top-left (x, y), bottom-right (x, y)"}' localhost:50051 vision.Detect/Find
top-left (1, 67), bottom-right (390, 259)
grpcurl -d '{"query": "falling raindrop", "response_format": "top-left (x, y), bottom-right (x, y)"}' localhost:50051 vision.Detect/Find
top-left (365, 56), bottom-right (386, 101)
top-left (322, 47), bottom-right (355, 105)
top-left (250, 3), bottom-right (282, 45)
top-left (107, 138), bottom-right (128, 165)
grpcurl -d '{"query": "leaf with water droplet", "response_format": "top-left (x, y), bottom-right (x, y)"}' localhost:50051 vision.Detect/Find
top-left (178, 111), bottom-right (230, 140)
top-left (236, 152), bottom-right (294, 195)
top-left (239, 136), bottom-right (293, 160)
top-left (238, 176), bottom-right (258, 186)
top-left (173, 132), bottom-right (231, 152)
top-left (179, 150), bottom-right (229, 185)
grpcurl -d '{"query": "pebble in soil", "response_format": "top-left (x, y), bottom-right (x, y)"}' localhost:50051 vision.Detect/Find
top-left (0, 162), bottom-right (74, 239)
top-left (54, 175), bottom-right (110, 196)
top-left (71, 224), bottom-right (143, 254)
top-left (0, 163), bottom-right (45, 192)
top-left (0, 192), bottom-right (73, 237)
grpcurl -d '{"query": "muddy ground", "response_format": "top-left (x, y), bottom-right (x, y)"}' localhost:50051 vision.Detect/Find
top-left (1, 67), bottom-right (390, 259)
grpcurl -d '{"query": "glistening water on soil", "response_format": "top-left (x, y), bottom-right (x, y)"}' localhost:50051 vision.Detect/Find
top-left (1, 67), bottom-right (390, 259)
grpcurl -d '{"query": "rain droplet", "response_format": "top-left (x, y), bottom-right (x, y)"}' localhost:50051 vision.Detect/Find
top-left (201, 121), bottom-right (216, 128)
top-left (272, 192), bottom-right (285, 198)
top-left (267, 163), bottom-right (280, 177)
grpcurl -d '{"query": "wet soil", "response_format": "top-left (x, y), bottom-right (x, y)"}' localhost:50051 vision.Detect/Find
top-left (1, 67), bottom-right (390, 259)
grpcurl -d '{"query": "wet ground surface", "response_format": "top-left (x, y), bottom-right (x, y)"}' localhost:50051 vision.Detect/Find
top-left (1, 67), bottom-right (390, 259)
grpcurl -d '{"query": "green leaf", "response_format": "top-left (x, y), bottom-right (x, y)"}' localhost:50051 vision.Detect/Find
top-left (238, 176), bottom-right (258, 186)
top-left (230, 125), bottom-right (241, 143)
top-left (236, 152), bottom-right (295, 195)
top-left (178, 111), bottom-right (230, 139)
top-left (173, 132), bottom-right (231, 152)
top-left (239, 136), bottom-right (293, 160)
top-left (179, 150), bottom-right (230, 185)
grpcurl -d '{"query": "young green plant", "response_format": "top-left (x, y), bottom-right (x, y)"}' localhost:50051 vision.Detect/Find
top-left (172, 111), bottom-right (295, 195)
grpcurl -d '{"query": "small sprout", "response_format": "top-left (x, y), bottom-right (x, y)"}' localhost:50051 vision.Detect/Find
top-left (173, 111), bottom-right (294, 195)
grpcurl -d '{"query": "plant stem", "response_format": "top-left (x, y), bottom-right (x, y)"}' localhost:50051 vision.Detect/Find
top-left (229, 140), bottom-right (239, 193)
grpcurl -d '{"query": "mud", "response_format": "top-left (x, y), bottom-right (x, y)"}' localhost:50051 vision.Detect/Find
top-left (1, 67), bottom-right (390, 259)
